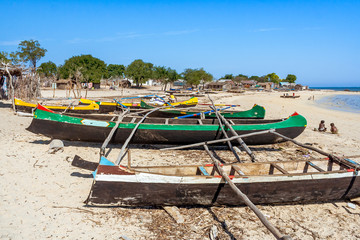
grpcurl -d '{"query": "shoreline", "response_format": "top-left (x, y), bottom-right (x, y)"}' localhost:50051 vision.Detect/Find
top-left (315, 93), bottom-right (360, 114)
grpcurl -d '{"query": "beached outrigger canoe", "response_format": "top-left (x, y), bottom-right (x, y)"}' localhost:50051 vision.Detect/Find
top-left (14, 98), bottom-right (99, 113)
top-left (27, 106), bottom-right (307, 145)
top-left (86, 156), bottom-right (360, 206)
top-left (79, 97), bottom-right (198, 113)
top-left (140, 101), bottom-right (266, 119)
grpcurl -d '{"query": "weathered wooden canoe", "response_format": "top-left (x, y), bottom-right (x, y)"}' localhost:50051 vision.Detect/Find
top-left (27, 107), bottom-right (307, 145)
top-left (140, 101), bottom-right (266, 119)
top-left (280, 95), bottom-right (300, 99)
top-left (14, 98), bottom-right (99, 113)
top-left (79, 97), bottom-right (198, 113)
top-left (86, 156), bottom-right (360, 206)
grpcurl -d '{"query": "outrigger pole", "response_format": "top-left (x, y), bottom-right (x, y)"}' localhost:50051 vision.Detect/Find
top-left (203, 144), bottom-right (292, 240)
top-left (208, 94), bottom-right (256, 162)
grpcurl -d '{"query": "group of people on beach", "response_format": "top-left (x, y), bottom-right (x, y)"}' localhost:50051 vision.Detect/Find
top-left (318, 120), bottom-right (338, 134)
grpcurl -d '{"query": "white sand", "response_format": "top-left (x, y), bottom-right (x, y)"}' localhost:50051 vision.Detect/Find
top-left (0, 88), bottom-right (359, 239)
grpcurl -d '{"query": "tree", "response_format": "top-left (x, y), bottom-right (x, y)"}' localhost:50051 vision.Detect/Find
top-left (249, 75), bottom-right (260, 81)
top-left (236, 74), bottom-right (248, 79)
top-left (0, 51), bottom-right (9, 63)
top-left (125, 59), bottom-right (153, 87)
top-left (153, 66), bottom-right (169, 90)
top-left (37, 61), bottom-right (57, 78)
top-left (182, 68), bottom-right (212, 87)
top-left (107, 64), bottom-right (125, 78)
top-left (16, 40), bottom-right (47, 68)
top-left (167, 68), bottom-right (180, 85)
top-left (58, 54), bottom-right (107, 83)
top-left (0, 51), bottom-right (22, 65)
top-left (257, 75), bottom-right (269, 82)
top-left (222, 74), bottom-right (233, 79)
top-left (267, 73), bottom-right (280, 84)
top-left (285, 74), bottom-right (297, 83)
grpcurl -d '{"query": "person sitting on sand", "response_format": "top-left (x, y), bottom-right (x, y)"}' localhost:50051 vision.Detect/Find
top-left (318, 120), bottom-right (327, 132)
top-left (330, 123), bottom-right (338, 134)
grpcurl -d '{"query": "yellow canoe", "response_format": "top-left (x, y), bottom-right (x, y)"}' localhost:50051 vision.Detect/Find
top-left (79, 97), bottom-right (198, 112)
top-left (14, 98), bottom-right (99, 113)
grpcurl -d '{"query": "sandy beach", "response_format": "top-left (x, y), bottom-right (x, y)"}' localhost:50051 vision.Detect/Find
top-left (1, 88), bottom-right (359, 240)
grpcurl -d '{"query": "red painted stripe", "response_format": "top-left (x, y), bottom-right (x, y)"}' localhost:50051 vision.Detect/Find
top-left (37, 104), bottom-right (55, 113)
top-left (347, 169), bottom-right (355, 172)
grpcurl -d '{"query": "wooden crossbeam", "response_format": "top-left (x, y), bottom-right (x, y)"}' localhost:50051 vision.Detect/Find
top-left (232, 165), bottom-right (245, 176)
top-left (197, 166), bottom-right (210, 176)
top-left (306, 161), bottom-right (325, 172)
top-left (270, 163), bottom-right (288, 174)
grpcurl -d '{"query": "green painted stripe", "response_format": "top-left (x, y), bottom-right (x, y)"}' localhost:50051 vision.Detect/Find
top-left (164, 104), bottom-right (265, 118)
top-left (34, 109), bottom-right (307, 131)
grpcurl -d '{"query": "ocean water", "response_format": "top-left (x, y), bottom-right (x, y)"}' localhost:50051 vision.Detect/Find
top-left (316, 94), bottom-right (360, 113)
top-left (310, 87), bottom-right (360, 91)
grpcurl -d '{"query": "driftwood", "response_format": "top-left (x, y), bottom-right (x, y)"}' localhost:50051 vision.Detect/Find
top-left (163, 206), bottom-right (185, 223)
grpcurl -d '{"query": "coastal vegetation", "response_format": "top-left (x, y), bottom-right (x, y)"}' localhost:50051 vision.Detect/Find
top-left (1, 39), bottom-right (297, 88)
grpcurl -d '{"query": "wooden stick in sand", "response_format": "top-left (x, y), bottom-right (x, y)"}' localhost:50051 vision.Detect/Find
top-left (203, 144), bottom-right (291, 240)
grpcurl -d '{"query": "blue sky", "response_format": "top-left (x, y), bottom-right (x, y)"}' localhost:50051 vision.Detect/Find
top-left (1, 0), bottom-right (360, 86)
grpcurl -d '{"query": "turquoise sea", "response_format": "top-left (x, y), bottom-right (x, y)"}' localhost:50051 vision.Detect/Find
top-left (310, 87), bottom-right (360, 91)
top-left (316, 94), bottom-right (360, 113)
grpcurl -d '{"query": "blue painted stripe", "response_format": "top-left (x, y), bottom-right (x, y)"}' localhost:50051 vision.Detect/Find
top-left (199, 166), bottom-right (210, 176)
top-left (344, 158), bottom-right (360, 166)
top-left (92, 157), bottom-right (116, 178)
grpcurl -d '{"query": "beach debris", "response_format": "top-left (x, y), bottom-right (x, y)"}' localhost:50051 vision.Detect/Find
top-left (209, 225), bottom-right (218, 240)
top-left (347, 202), bottom-right (357, 210)
top-left (163, 206), bottom-right (184, 223)
top-left (48, 139), bottom-right (64, 154)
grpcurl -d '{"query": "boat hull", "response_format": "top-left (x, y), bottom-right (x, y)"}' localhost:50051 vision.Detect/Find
top-left (87, 166), bottom-right (360, 206)
top-left (147, 105), bottom-right (265, 119)
top-left (27, 118), bottom-right (305, 145)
